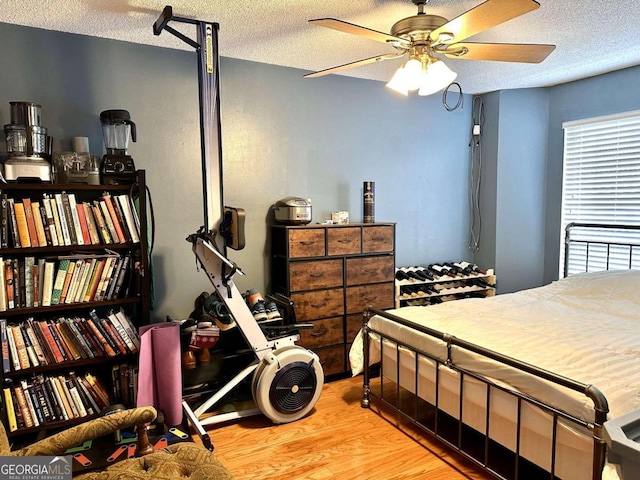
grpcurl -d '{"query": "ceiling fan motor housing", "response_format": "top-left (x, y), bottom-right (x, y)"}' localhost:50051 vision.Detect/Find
top-left (390, 14), bottom-right (448, 41)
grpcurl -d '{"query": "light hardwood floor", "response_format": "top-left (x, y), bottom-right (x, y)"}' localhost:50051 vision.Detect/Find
top-left (200, 376), bottom-right (492, 480)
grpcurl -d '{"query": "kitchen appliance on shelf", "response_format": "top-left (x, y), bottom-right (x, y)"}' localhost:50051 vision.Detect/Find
top-left (273, 197), bottom-right (312, 225)
top-left (100, 109), bottom-right (137, 185)
top-left (3, 101), bottom-right (52, 182)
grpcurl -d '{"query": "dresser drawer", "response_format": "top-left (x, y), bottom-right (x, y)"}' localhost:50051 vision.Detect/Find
top-left (327, 227), bottom-right (361, 256)
top-left (345, 255), bottom-right (394, 286)
top-left (289, 259), bottom-right (343, 292)
top-left (291, 288), bottom-right (344, 320)
top-left (345, 282), bottom-right (395, 314)
top-left (315, 345), bottom-right (345, 377)
top-left (298, 316), bottom-right (344, 349)
top-left (362, 225), bottom-right (394, 253)
top-left (288, 228), bottom-right (325, 258)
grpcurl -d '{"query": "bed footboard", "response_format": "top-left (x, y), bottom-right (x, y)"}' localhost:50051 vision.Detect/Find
top-left (360, 306), bottom-right (610, 480)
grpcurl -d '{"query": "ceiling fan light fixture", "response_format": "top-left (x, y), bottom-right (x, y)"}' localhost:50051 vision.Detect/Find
top-left (385, 66), bottom-right (410, 95)
top-left (418, 58), bottom-right (457, 96)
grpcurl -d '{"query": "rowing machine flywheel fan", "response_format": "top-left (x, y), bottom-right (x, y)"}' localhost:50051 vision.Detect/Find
top-left (252, 346), bottom-right (324, 424)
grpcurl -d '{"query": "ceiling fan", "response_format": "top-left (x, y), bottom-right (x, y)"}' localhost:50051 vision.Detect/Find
top-left (305, 0), bottom-right (555, 96)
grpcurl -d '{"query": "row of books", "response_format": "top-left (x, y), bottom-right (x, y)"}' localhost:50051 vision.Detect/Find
top-left (0, 309), bottom-right (140, 373)
top-left (111, 362), bottom-right (138, 408)
top-left (2, 368), bottom-right (130, 431)
top-left (0, 253), bottom-right (134, 312)
top-left (0, 192), bottom-right (140, 249)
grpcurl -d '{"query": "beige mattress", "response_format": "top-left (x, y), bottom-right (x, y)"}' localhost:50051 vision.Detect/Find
top-left (349, 269), bottom-right (640, 480)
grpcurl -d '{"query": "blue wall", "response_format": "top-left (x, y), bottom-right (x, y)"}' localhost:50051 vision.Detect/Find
top-left (0, 22), bottom-right (473, 321)
top-left (476, 89), bottom-right (549, 293)
top-left (543, 65), bottom-right (640, 284)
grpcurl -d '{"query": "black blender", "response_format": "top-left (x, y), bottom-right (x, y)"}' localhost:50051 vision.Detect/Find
top-left (100, 109), bottom-right (137, 185)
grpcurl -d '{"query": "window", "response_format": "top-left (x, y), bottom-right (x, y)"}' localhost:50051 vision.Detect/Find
top-left (560, 110), bottom-right (640, 276)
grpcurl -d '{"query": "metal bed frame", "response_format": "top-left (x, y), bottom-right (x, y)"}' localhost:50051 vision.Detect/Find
top-left (359, 222), bottom-right (640, 480)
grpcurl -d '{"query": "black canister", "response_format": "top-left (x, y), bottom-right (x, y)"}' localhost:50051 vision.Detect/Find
top-left (363, 181), bottom-right (375, 223)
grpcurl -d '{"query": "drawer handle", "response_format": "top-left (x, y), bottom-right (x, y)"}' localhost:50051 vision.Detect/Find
top-left (309, 272), bottom-right (325, 278)
top-left (363, 268), bottom-right (378, 274)
top-left (337, 239), bottom-right (351, 244)
top-left (311, 326), bottom-right (328, 337)
top-left (310, 301), bottom-right (328, 308)
top-left (300, 240), bottom-right (316, 246)
top-left (363, 295), bottom-right (377, 301)
top-left (371, 237), bottom-right (386, 242)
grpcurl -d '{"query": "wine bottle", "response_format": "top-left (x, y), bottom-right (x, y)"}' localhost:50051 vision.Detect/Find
top-left (395, 269), bottom-right (411, 281)
top-left (429, 264), bottom-right (456, 278)
top-left (458, 261), bottom-right (487, 275)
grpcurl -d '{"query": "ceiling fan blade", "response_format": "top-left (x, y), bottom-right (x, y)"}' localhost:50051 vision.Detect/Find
top-left (304, 52), bottom-right (405, 78)
top-left (443, 42), bottom-right (555, 63)
top-left (431, 0), bottom-right (541, 45)
top-left (309, 18), bottom-right (410, 48)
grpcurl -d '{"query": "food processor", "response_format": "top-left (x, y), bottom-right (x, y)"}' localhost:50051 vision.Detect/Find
top-left (3, 101), bottom-right (52, 182)
top-left (100, 109), bottom-right (137, 185)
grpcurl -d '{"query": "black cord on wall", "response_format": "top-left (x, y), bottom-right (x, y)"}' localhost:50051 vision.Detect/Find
top-left (469, 95), bottom-right (484, 252)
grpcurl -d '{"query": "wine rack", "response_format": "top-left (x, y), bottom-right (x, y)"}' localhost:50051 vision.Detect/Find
top-left (395, 264), bottom-right (496, 308)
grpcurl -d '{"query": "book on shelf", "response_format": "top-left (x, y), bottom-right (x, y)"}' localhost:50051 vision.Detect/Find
top-left (41, 260), bottom-right (55, 307)
top-left (0, 319), bottom-right (10, 373)
top-left (31, 201), bottom-right (48, 247)
top-left (46, 376), bottom-right (68, 421)
top-left (101, 194), bottom-right (126, 243)
top-left (13, 383), bottom-right (34, 428)
top-left (40, 375), bottom-right (62, 422)
top-left (27, 318), bottom-right (54, 365)
top-left (75, 202), bottom-right (91, 245)
top-left (53, 193), bottom-right (72, 246)
top-left (58, 260), bottom-right (77, 304)
top-left (53, 375), bottom-right (77, 419)
top-left (24, 256), bottom-right (34, 308)
top-left (0, 195), bottom-right (8, 249)
top-left (84, 372), bottom-right (110, 409)
top-left (5, 260), bottom-right (14, 310)
top-left (33, 375), bottom-right (56, 422)
top-left (50, 321), bottom-right (80, 361)
top-left (50, 258), bottom-right (71, 306)
top-left (82, 202), bottom-right (100, 245)
top-left (90, 202), bottom-right (112, 244)
top-left (13, 259), bottom-right (23, 309)
top-left (44, 195), bottom-right (63, 246)
top-left (36, 259), bottom-right (45, 308)
top-left (24, 321), bottom-right (47, 366)
top-left (94, 256), bottom-right (116, 301)
top-left (69, 371), bottom-right (96, 416)
top-left (101, 318), bottom-right (127, 355)
top-left (64, 259), bottom-right (85, 305)
top-left (60, 193), bottom-right (79, 245)
top-left (20, 379), bottom-right (41, 427)
top-left (67, 193), bottom-right (85, 246)
top-left (13, 201), bottom-right (31, 248)
top-left (46, 320), bottom-right (69, 362)
top-left (0, 257), bottom-right (6, 312)
top-left (74, 259), bottom-right (95, 304)
top-left (20, 322), bottom-right (40, 368)
top-left (22, 198), bottom-right (39, 248)
top-left (65, 376), bottom-right (87, 417)
top-left (11, 323), bottom-right (30, 369)
top-left (98, 200), bottom-right (119, 245)
top-left (110, 195), bottom-right (131, 243)
top-left (32, 258), bottom-right (40, 307)
top-left (62, 318), bottom-right (93, 359)
top-left (83, 258), bottom-right (106, 302)
top-left (37, 201), bottom-right (52, 246)
top-left (116, 195), bottom-right (140, 244)
top-left (86, 312), bottom-right (117, 357)
top-left (36, 320), bottom-right (64, 364)
top-left (7, 199), bottom-right (20, 248)
top-left (3, 385), bottom-right (18, 432)
top-left (76, 318), bottom-right (105, 357)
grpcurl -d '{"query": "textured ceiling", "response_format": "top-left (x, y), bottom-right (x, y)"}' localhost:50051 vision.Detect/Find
top-left (1, 0), bottom-right (640, 94)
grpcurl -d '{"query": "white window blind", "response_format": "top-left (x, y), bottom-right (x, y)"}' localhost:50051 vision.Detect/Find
top-left (560, 111), bottom-right (640, 276)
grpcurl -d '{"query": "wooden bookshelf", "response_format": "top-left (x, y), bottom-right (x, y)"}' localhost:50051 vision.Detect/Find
top-left (0, 170), bottom-right (150, 443)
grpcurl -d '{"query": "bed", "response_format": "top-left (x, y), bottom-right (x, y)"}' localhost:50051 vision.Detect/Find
top-left (349, 223), bottom-right (640, 480)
